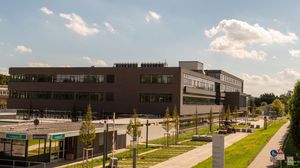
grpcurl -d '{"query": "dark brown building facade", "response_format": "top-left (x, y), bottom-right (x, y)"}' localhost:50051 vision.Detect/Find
top-left (8, 61), bottom-right (248, 118)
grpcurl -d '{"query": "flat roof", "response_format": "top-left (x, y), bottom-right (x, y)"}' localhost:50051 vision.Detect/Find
top-left (0, 122), bottom-right (126, 140)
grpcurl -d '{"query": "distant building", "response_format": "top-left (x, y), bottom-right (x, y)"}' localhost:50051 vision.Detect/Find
top-left (8, 61), bottom-right (249, 118)
top-left (0, 85), bottom-right (8, 109)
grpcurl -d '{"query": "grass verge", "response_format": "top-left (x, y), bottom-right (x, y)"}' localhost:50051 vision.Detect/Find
top-left (193, 119), bottom-right (287, 168)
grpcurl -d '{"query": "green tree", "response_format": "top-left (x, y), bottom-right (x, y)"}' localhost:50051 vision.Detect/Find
top-left (260, 101), bottom-right (268, 106)
top-left (290, 81), bottom-right (300, 148)
top-left (255, 107), bottom-right (263, 115)
top-left (254, 93), bottom-right (276, 107)
top-left (271, 98), bottom-right (285, 116)
top-left (79, 104), bottom-right (96, 147)
top-left (162, 107), bottom-right (173, 147)
top-left (219, 106), bottom-right (225, 129)
top-left (127, 108), bottom-right (142, 138)
top-left (172, 105), bottom-right (179, 144)
top-left (0, 74), bottom-right (8, 85)
top-left (225, 106), bottom-right (231, 120)
top-left (208, 107), bottom-right (213, 133)
top-left (243, 109), bottom-right (249, 125)
top-left (251, 106), bottom-right (255, 119)
top-left (280, 91), bottom-right (292, 114)
top-left (233, 106), bottom-right (238, 122)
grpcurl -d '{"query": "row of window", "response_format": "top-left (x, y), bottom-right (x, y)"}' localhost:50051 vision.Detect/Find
top-left (183, 74), bottom-right (215, 91)
top-left (220, 74), bottom-right (242, 87)
top-left (9, 91), bottom-right (114, 101)
top-left (183, 96), bottom-right (216, 105)
top-left (140, 75), bottom-right (173, 84)
top-left (0, 90), bottom-right (8, 96)
top-left (220, 84), bottom-right (241, 93)
top-left (10, 74), bottom-right (115, 83)
top-left (140, 94), bottom-right (172, 103)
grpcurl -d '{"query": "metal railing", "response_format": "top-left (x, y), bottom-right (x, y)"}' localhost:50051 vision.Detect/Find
top-left (0, 159), bottom-right (47, 168)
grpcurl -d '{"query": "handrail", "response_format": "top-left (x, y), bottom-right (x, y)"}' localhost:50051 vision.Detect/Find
top-left (0, 158), bottom-right (47, 168)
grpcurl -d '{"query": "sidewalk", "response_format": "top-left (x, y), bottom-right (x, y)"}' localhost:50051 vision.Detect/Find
top-left (248, 121), bottom-right (290, 168)
top-left (151, 132), bottom-right (249, 168)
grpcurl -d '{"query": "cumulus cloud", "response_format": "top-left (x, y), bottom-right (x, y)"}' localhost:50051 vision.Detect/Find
top-left (59, 13), bottom-right (99, 36)
top-left (40, 7), bottom-right (54, 15)
top-left (28, 62), bottom-right (50, 67)
top-left (15, 45), bottom-right (32, 54)
top-left (82, 56), bottom-right (107, 66)
top-left (145, 10), bottom-right (161, 23)
top-left (289, 49), bottom-right (300, 58)
top-left (242, 68), bottom-right (300, 96)
top-left (205, 19), bottom-right (298, 61)
top-left (104, 22), bottom-right (116, 33)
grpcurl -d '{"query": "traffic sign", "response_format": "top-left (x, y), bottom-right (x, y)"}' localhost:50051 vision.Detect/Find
top-left (270, 150), bottom-right (278, 157)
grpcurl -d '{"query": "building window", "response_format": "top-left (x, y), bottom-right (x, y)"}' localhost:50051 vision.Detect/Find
top-left (53, 92), bottom-right (74, 100)
top-left (105, 92), bottom-right (114, 101)
top-left (140, 93), bottom-right (172, 103)
top-left (183, 96), bottom-right (215, 105)
top-left (183, 74), bottom-right (215, 91)
top-left (140, 75), bottom-right (173, 84)
top-left (106, 75), bottom-right (115, 83)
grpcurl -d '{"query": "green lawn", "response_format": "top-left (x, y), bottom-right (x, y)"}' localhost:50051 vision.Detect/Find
top-left (193, 120), bottom-right (287, 168)
top-left (149, 125), bottom-right (218, 146)
top-left (118, 146), bottom-right (195, 168)
top-left (66, 145), bottom-right (159, 168)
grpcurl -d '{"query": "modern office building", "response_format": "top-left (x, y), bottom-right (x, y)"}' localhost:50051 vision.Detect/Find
top-left (8, 61), bottom-right (248, 118)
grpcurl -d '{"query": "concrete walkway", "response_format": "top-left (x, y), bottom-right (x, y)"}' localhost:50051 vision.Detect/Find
top-left (248, 121), bottom-right (289, 168)
top-left (151, 132), bottom-right (249, 168)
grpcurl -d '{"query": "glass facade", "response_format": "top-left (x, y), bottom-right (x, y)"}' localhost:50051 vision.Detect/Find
top-left (220, 84), bottom-right (241, 92)
top-left (140, 93), bottom-right (172, 103)
top-left (183, 74), bottom-right (215, 91)
top-left (183, 96), bottom-right (215, 105)
top-left (140, 74), bottom-right (173, 84)
top-left (220, 74), bottom-right (242, 87)
top-left (0, 139), bottom-right (26, 157)
top-left (10, 74), bottom-right (107, 83)
top-left (10, 91), bottom-right (108, 102)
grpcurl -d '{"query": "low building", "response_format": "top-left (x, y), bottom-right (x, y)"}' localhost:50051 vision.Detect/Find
top-left (0, 85), bottom-right (8, 109)
top-left (0, 122), bottom-right (126, 166)
top-left (8, 61), bottom-right (249, 118)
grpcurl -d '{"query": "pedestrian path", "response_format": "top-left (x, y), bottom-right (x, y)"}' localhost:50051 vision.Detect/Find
top-left (151, 132), bottom-right (249, 168)
top-left (248, 121), bottom-right (289, 168)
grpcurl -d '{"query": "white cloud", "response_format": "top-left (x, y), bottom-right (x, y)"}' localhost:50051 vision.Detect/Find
top-left (15, 45), bottom-right (32, 54)
top-left (289, 49), bottom-right (300, 58)
top-left (145, 10), bottom-right (161, 23)
top-left (59, 13), bottom-right (99, 36)
top-left (28, 62), bottom-right (50, 67)
top-left (82, 56), bottom-right (107, 66)
top-left (242, 68), bottom-right (300, 96)
top-left (40, 7), bottom-right (54, 15)
top-left (104, 22), bottom-right (116, 33)
top-left (205, 19), bottom-right (298, 61)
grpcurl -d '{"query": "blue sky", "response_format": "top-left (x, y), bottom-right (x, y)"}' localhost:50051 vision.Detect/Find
top-left (1, 0), bottom-right (300, 96)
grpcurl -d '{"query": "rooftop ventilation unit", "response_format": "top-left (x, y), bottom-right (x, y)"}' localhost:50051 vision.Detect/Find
top-left (140, 62), bottom-right (167, 68)
top-left (114, 63), bottom-right (138, 68)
